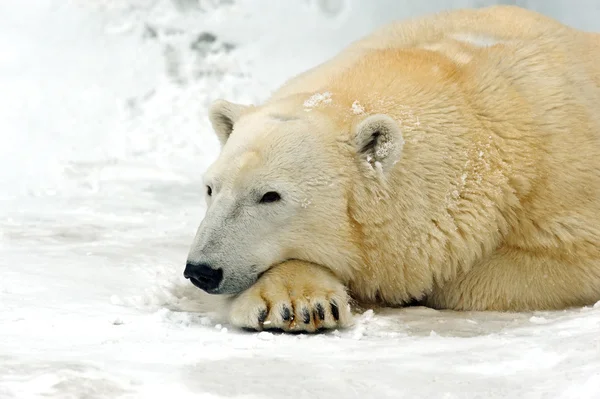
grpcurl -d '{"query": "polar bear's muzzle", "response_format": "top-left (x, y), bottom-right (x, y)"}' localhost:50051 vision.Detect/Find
top-left (183, 256), bottom-right (260, 295)
top-left (183, 261), bottom-right (224, 293)
top-left (185, 194), bottom-right (278, 295)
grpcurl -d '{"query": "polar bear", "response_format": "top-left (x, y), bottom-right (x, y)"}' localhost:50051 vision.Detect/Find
top-left (184, 5), bottom-right (600, 332)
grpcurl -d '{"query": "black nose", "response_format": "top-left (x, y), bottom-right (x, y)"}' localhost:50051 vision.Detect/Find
top-left (183, 262), bottom-right (223, 292)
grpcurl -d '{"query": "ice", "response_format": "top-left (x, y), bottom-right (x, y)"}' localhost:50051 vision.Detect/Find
top-left (2, 0), bottom-right (600, 398)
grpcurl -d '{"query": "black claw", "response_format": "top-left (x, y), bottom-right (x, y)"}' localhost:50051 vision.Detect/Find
top-left (316, 303), bottom-right (326, 320)
top-left (302, 308), bottom-right (311, 324)
top-left (281, 306), bottom-right (291, 321)
top-left (330, 300), bottom-right (340, 321)
top-left (258, 308), bottom-right (268, 324)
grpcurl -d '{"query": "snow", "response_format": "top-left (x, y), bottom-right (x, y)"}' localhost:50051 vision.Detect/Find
top-left (303, 91), bottom-right (333, 110)
top-left (351, 100), bottom-right (365, 115)
top-left (2, 0), bottom-right (600, 398)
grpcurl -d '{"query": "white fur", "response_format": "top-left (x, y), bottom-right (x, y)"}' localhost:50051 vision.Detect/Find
top-left (186, 5), bottom-right (600, 333)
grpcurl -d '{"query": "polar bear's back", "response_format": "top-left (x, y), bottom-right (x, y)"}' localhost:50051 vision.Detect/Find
top-left (268, 5), bottom-right (599, 103)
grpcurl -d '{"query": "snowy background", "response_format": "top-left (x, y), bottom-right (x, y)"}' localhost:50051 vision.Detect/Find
top-left (2, 0), bottom-right (600, 398)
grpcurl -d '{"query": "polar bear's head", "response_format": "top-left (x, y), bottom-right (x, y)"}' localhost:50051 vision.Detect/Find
top-left (184, 96), bottom-right (404, 295)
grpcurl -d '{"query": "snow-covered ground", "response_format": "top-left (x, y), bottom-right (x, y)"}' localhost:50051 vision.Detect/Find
top-left (2, 1), bottom-right (600, 398)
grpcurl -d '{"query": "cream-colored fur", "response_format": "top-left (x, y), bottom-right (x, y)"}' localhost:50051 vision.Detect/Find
top-left (189, 5), bottom-right (600, 332)
top-left (229, 261), bottom-right (351, 332)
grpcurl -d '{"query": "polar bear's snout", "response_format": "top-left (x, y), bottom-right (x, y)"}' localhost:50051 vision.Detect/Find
top-left (183, 261), bottom-right (223, 293)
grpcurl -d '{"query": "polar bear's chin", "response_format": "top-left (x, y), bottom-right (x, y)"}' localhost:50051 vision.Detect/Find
top-left (208, 274), bottom-right (258, 296)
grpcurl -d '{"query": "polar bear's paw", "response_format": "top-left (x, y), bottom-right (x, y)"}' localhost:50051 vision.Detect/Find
top-left (228, 261), bottom-right (352, 333)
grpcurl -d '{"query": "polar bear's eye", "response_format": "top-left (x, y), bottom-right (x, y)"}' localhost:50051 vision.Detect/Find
top-left (260, 191), bottom-right (281, 204)
top-left (206, 186), bottom-right (213, 196)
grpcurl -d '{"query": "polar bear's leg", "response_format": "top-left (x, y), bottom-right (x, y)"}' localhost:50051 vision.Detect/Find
top-left (425, 249), bottom-right (600, 311)
top-left (228, 260), bottom-right (352, 332)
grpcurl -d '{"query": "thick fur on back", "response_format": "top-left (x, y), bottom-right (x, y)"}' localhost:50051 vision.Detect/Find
top-left (268, 5), bottom-right (600, 311)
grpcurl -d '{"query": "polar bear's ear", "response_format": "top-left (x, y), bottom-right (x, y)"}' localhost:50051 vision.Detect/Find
top-left (353, 114), bottom-right (404, 173)
top-left (208, 99), bottom-right (250, 146)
